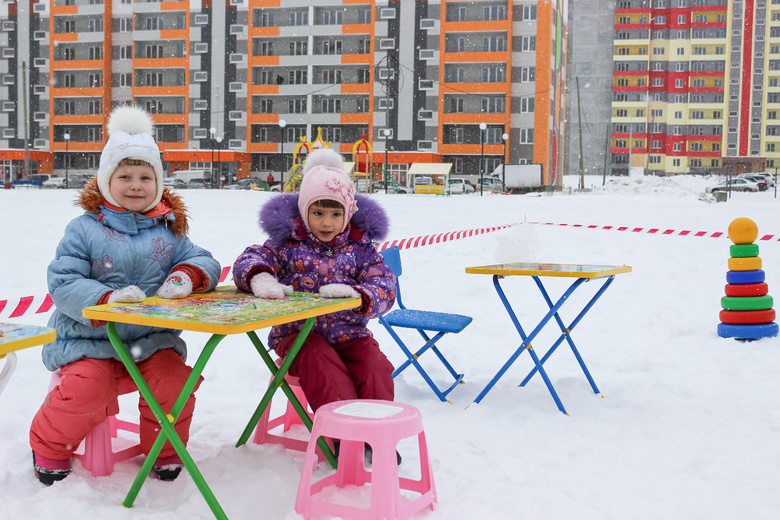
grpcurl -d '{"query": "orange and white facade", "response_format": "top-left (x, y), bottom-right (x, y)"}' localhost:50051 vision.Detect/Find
top-left (1, 1), bottom-right (568, 188)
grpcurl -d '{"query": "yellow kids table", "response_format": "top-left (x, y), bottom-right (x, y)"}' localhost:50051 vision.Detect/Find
top-left (465, 263), bottom-right (631, 415)
top-left (83, 286), bottom-right (360, 519)
top-left (0, 323), bottom-right (55, 398)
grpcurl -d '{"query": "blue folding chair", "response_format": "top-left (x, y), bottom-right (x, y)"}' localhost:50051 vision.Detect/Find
top-left (378, 246), bottom-right (472, 402)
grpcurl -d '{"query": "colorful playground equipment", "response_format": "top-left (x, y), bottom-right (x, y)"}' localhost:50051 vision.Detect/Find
top-left (718, 217), bottom-right (779, 340)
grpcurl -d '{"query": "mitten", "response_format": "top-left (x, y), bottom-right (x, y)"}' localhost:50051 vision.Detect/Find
top-left (156, 271), bottom-right (193, 299)
top-left (319, 284), bottom-right (359, 299)
top-left (250, 272), bottom-right (294, 299)
top-left (108, 285), bottom-right (146, 304)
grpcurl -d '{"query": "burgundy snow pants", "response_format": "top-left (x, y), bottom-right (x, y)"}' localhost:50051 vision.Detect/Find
top-left (275, 332), bottom-right (394, 413)
top-left (30, 348), bottom-right (201, 461)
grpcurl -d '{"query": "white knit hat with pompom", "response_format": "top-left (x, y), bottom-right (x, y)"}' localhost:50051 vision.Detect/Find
top-left (97, 105), bottom-right (163, 212)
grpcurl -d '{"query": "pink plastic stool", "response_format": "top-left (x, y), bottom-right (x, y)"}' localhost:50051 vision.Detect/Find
top-left (48, 369), bottom-right (143, 477)
top-left (252, 358), bottom-right (325, 461)
top-left (295, 399), bottom-right (437, 520)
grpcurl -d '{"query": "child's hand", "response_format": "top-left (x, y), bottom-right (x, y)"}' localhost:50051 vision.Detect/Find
top-left (108, 285), bottom-right (146, 304)
top-left (319, 284), bottom-right (359, 299)
top-left (157, 271), bottom-right (193, 299)
top-left (250, 272), bottom-right (294, 299)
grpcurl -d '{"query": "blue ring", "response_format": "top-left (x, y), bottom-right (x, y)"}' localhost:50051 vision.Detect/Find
top-left (718, 322), bottom-right (779, 339)
top-left (726, 270), bottom-right (765, 285)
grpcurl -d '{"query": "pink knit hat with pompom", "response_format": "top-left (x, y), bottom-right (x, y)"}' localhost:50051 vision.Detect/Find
top-left (297, 148), bottom-right (357, 234)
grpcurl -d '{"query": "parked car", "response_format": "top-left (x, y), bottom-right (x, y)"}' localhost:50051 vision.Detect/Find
top-left (705, 178), bottom-right (759, 193)
top-left (448, 178), bottom-right (475, 194)
top-left (476, 176), bottom-right (504, 192)
top-left (67, 174), bottom-right (94, 188)
top-left (224, 178), bottom-right (260, 190)
top-left (752, 172), bottom-right (776, 187)
top-left (42, 177), bottom-right (67, 189)
top-left (372, 180), bottom-right (410, 194)
top-left (737, 174), bottom-right (768, 191)
top-left (268, 181), bottom-right (282, 192)
top-left (188, 178), bottom-right (213, 189)
top-left (163, 177), bottom-right (187, 189)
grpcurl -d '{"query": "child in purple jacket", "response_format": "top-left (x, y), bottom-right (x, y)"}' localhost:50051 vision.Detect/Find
top-left (232, 148), bottom-right (397, 415)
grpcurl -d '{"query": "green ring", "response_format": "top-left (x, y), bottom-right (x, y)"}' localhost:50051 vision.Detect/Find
top-left (730, 244), bottom-right (759, 258)
top-left (721, 295), bottom-right (774, 311)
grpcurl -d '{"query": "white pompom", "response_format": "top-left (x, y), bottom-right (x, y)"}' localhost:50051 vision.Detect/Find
top-left (107, 105), bottom-right (154, 136)
top-left (302, 148), bottom-right (345, 175)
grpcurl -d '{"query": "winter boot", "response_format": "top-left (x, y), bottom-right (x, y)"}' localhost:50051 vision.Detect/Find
top-left (32, 451), bottom-right (71, 486)
top-left (153, 454), bottom-right (183, 481)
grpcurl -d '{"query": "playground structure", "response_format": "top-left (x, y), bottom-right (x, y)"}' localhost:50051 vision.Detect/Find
top-left (717, 217), bottom-right (778, 340)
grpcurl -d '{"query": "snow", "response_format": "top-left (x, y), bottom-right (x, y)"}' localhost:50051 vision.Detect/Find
top-left (1, 175), bottom-right (779, 520)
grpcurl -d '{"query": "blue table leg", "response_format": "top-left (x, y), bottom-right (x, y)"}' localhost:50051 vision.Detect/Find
top-left (473, 275), bottom-right (585, 414)
top-left (520, 275), bottom-right (616, 395)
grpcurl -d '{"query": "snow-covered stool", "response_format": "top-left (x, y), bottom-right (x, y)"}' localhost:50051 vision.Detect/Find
top-left (48, 369), bottom-right (142, 477)
top-left (251, 358), bottom-right (324, 461)
top-left (295, 399), bottom-right (437, 520)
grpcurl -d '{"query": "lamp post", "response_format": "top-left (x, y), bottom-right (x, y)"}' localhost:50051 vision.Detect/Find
top-left (63, 132), bottom-right (70, 189)
top-left (502, 132), bottom-right (508, 193)
top-left (383, 129), bottom-right (391, 193)
top-left (479, 123), bottom-right (486, 196)
top-left (216, 136), bottom-right (222, 189)
top-left (279, 119), bottom-right (287, 189)
top-left (209, 127), bottom-right (216, 188)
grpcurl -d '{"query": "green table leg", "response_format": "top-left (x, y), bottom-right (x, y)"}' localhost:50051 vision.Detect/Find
top-left (236, 319), bottom-right (338, 468)
top-left (107, 323), bottom-right (229, 519)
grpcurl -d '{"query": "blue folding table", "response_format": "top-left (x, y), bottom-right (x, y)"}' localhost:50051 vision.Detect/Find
top-left (465, 262), bottom-right (631, 414)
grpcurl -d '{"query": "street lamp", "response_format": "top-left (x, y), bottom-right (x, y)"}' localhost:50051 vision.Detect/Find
top-left (383, 129), bottom-right (391, 194)
top-left (216, 136), bottom-right (223, 189)
top-left (209, 127), bottom-right (216, 188)
top-left (502, 132), bottom-right (508, 193)
top-left (479, 123), bottom-right (486, 196)
top-left (63, 132), bottom-right (70, 188)
top-left (279, 119), bottom-right (287, 190)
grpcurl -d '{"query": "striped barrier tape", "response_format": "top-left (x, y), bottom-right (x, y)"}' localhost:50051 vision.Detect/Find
top-left (3, 220), bottom-right (777, 319)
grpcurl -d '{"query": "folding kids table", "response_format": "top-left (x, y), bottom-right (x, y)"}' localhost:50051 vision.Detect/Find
top-left (465, 263), bottom-right (631, 415)
top-left (83, 286), bottom-right (360, 520)
top-left (0, 323), bottom-right (56, 398)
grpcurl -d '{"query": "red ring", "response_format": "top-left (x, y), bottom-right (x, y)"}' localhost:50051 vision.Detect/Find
top-left (724, 283), bottom-right (769, 297)
top-left (719, 308), bottom-right (776, 324)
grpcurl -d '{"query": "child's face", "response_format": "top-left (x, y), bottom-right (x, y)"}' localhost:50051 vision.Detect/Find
top-left (307, 203), bottom-right (345, 242)
top-left (108, 164), bottom-right (157, 212)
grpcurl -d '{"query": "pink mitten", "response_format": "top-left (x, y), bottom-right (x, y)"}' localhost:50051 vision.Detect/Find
top-left (250, 272), bottom-right (294, 299)
top-left (319, 284), bottom-right (359, 299)
top-left (108, 285), bottom-right (146, 304)
top-left (156, 271), bottom-right (193, 299)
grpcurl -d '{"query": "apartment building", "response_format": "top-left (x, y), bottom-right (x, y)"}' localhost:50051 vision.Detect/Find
top-left (610, 0), bottom-right (779, 176)
top-left (0, 0), bottom-right (568, 188)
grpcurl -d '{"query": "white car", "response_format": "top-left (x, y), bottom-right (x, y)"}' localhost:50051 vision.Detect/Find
top-left (705, 178), bottom-right (759, 193)
top-left (42, 177), bottom-right (66, 189)
top-left (448, 178), bottom-right (475, 194)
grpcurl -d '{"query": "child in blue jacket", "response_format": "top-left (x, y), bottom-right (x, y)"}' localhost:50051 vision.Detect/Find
top-left (29, 106), bottom-right (221, 485)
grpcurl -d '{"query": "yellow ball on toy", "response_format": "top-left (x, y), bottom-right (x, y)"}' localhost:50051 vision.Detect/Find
top-left (728, 218), bottom-right (759, 245)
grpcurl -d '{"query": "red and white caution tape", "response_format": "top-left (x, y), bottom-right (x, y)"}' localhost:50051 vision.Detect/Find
top-left (4, 220), bottom-right (778, 319)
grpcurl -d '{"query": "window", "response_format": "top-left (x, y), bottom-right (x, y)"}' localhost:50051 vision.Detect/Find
top-left (379, 39), bottom-right (395, 50)
top-left (418, 110), bottom-right (433, 120)
top-left (322, 70), bottom-right (342, 84)
top-left (483, 36), bottom-right (506, 52)
top-left (419, 49), bottom-right (435, 60)
top-left (522, 36), bottom-right (536, 52)
top-left (482, 67), bottom-right (505, 83)
top-left (521, 67), bottom-right (535, 82)
top-left (194, 71), bottom-right (208, 82)
top-left (194, 43), bottom-right (208, 54)
top-left (522, 5), bottom-right (537, 20)
top-left (356, 98), bottom-right (369, 113)
top-left (290, 41), bottom-right (307, 56)
top-left (450, 98), bottom-right (464, 113)
top-left (378, 98), bottom-right (394, 110)
top-left (322, 40), bottom-right (342, 55)
top-left (380, 8), bottom-right (396, 19)
top-left (482, 97), bottom-right (505, 113)
top-left (322, 99), bottom-right (341, 113)
top-left (519, 128), bottom-right (534, 144)
top-left (288, 99), bottom-right (307, 113)
top-left (322, 10), bottom-right (343, 25)
top-left (120, 45), bottom-right (132, 60)
top-left (290, 11), bottom-right (308, 26)
top-left (521, 97), bottom-right (534, 113)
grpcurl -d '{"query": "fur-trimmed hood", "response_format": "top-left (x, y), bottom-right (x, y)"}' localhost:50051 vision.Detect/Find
top-left (260, 193), bottom-right (389, 247)
top-left (78, 177), bottom-right (189, 236)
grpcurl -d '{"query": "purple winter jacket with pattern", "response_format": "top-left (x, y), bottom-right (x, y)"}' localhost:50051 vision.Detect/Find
top-left (232, 193), bottom-right (396, 350)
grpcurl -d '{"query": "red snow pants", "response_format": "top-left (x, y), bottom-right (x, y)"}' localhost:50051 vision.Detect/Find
top-left (30, 348), bottom-right (201, 461)
top-left (275, 332), bottom-right (394, 413)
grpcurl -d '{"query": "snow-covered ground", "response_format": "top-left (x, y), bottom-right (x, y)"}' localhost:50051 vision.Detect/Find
top-left (1, 174), bottom-right (779, 519)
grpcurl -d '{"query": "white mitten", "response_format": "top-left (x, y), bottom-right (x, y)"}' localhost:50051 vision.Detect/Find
top-left (108, 285), bottom-right (146, 304)
top-left (250, 272), bottom-right (294, 299)
top-left (319, 284), bottom-right (360, 299)
top-left (156, 271), bottom-right (193, 299)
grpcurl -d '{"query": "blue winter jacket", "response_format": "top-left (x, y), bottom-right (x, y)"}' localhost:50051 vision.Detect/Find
top-left (43, 182), bottom-right (221, 371)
